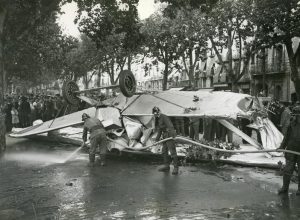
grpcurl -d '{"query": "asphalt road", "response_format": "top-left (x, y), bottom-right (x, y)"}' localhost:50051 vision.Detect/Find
top-left (1, 137), bottom-right (300, 220)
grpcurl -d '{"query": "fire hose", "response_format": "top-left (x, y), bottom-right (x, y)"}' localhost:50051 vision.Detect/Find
top-left (125, 136), bottom-right (300, 156)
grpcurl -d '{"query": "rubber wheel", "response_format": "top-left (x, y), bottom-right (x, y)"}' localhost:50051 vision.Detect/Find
top-left (119, 70), bottom-right (136, 97)
top-left (62, 81), bottom-right (80, 105)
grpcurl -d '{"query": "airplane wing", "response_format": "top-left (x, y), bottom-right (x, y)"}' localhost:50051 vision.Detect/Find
top-left (10, 107), bottom-right (96, 138)
top-left (117, 90), bottom-right (255, 119)
top-left (102, 93), bottom-right (139, 110)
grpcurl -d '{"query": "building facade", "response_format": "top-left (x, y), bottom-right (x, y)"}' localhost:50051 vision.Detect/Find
top-left (250, 40), bottom-right (300, 102)
top-left (19, 39), bottom-right (300, 102)
top-left (140, 38), bottom-right (300, 103)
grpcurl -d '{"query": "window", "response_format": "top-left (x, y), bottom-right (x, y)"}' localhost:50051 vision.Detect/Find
top-left (276, 45), bottom-right (283, 71)
top-left (203, 77), bottom-right (207, 88)
top-left (251, 54), bottom-right (255, 64)
top-left (274, 85), bottom-right (282, 101)
top-left (276, 45), bottom-right (283, 63)
top-left (210, 76), bottom-right (213, 87)
top-left (234, 61), bottom-right (240, 75)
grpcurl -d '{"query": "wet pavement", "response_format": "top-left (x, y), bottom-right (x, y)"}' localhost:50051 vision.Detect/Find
top-left (1, 137), bottom-right (300, 219)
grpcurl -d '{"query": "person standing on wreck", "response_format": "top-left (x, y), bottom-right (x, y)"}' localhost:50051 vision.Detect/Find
top-left (277, 105), bottom-right (300, 195)
top-left (153, 107), bottom-right (179, 175)
top-left (82, 113), bottom-right (108, 166)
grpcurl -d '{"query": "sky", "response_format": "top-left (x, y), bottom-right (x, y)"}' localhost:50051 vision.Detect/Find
top-left (58, 0), bottom-right (157, 38)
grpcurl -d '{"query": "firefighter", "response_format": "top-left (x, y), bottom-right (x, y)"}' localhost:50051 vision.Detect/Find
top-left (153, 107), bottom-right (179, 175)
top-left (277, 105), bottom-right (300, 195)
top-left (82, 113), bottom-right (108, 166)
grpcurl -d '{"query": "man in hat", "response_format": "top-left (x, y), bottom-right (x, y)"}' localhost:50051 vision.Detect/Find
top-left (19, 96), bottom-right (31, 127)
top-left (280, 102), bottom-right (292, 135)
top-left (278, 105), bottom-right (300, 195)
top-left (4, 96), bottom-right (13, 132)
top-left (82, 113), bottom-right (108, 166)
top-left (153, 106), bottom-right (179, 175)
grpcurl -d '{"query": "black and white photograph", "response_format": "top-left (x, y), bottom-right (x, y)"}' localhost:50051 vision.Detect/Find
top-left (1, 0), bottom-right (300, 219)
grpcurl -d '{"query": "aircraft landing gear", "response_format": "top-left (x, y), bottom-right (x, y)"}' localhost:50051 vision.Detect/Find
top-left (61, 70), bottom-right (137, 106)
top-left (62, 80), bottom-right (80, 105)
top-left (119, 70), bottom-right (136, 97)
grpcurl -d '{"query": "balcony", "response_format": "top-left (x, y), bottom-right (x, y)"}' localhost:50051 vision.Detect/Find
top-left (250, 61), bottom-right (287, 75)
top-left (267, 60), bottom-right (288, 73)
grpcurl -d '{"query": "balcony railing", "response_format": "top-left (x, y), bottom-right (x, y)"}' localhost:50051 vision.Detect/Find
top-left (250, 61), bottom-right (287, 75)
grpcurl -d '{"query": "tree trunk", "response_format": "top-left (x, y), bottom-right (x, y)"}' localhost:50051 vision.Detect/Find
top-left (235, 48), bottom-right (252, 84)
top-left (188, 47), bottom-right (195, 88)
top-left (238, 34), bottom-right (242, 75)
top-left (0, 8), bottom-right (7, 104)
top-left (227, 29), bottom-right (236, 92)
top-left (189, 66), bottom-right (195, 88)
top-left (84, 75), bottom-right (88, 89)
top-left (210, 37), bottom-right (224, 67)
top-left (0, 113), bottom-right (6, 157)
top-left (285, 39), bottom-right (300, 100)
top-left (262, 49), bottom-right (266, 96)
top-left (210, 36), bottom-right (232, 89)
top-left (163, 60), bottom-right (169, 91)
top-left (111, 59), bottom-right (115, 85)
top-left (127, 54), bottom-right (131, 70)
top-left (97, 66), bottom-right (101, 87)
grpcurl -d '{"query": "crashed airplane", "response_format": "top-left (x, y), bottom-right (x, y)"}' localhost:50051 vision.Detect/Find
top-left (9, 70), bottom-right (285, 161)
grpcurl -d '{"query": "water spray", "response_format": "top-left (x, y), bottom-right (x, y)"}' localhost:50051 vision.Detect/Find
top-left (62, 143), bottom-right (85, 163)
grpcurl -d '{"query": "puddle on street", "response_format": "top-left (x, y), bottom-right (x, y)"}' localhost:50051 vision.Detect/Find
top-left (54, 201), bottom-right (300, 220)
top-left (2, 138), bottom-right (300, 220)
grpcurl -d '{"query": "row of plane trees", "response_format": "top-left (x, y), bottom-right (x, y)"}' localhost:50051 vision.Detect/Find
top-left (1, 0), bottom-right (300, 102)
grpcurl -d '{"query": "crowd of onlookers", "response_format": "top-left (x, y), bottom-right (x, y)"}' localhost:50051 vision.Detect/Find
top-left (1, 94), bottom-right (68, 133)
top-left (169, 99), bottom-right (298, 144)
top-left (0, 91), bottom-right (115, 133)
top-left (0, 91), bottom-right (297, 143)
